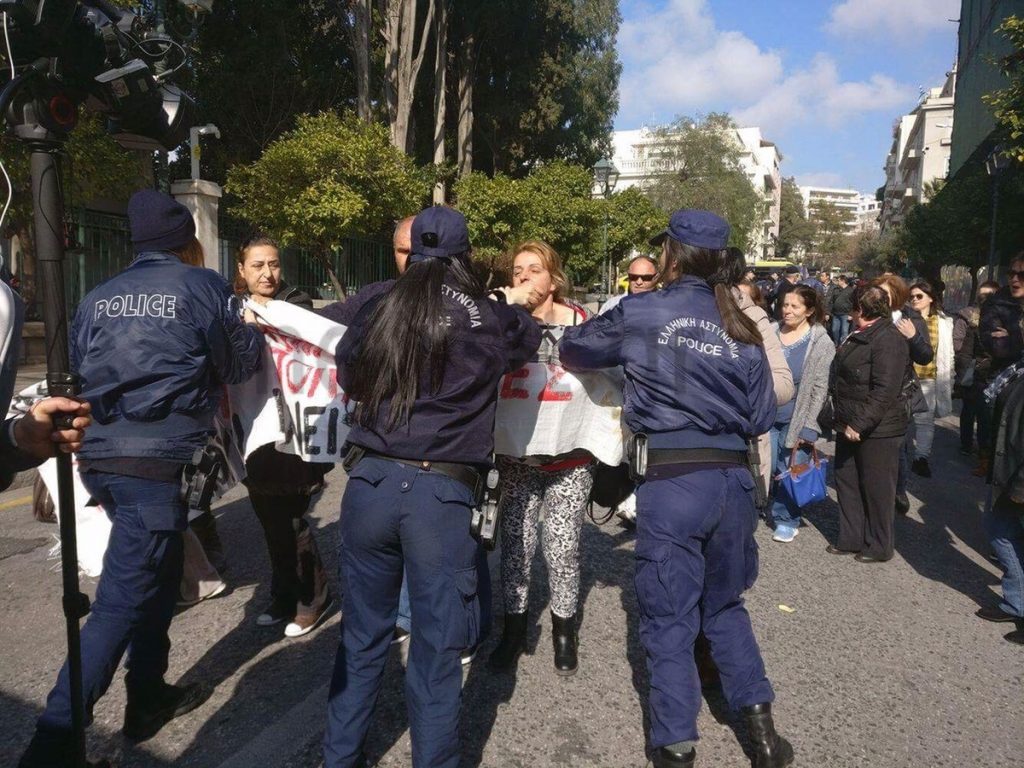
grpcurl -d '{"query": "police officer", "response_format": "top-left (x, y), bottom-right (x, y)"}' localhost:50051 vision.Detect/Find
top-left (19, 190), bottom-right (264, 768)
top-left (322, 207), bottom-right (542, 768)
top-left (559, 210), bottom-right (794, 768)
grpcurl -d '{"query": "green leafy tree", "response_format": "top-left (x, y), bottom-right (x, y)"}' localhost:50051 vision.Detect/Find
top-left (606, 187), bottom-right (665, 268)
top-left (807, 200), bottom-right (854, 268)
top-left (641, 114), bottom-right (765, 253)
top-left (776, 177), bottom-right (816, 259)
top-left (226, 111), bottom-right (430, 293)
top-left (983, 14), bottom-right (1024, 165)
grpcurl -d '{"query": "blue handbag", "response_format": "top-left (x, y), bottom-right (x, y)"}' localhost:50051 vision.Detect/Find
top-left (777, 445), bottom-right (828, 508)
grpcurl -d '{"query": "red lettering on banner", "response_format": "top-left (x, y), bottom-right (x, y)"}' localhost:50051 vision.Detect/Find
top-left (286, 359), bottom-right (314, 394)
top-left (538, 364), bottom-right (572, 401)
top-left (500, 368), bottom-right (530, 399)
top-left (307, 366), bottom-right (323, 397)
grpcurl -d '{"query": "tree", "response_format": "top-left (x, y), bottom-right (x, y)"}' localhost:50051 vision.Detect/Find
top-left (776, 177), bottom-right (816, 259)
top-left (226, 112), bottom-right (430, 294)
top-left (807, 200), bottom-right (854, 268)
top-left (381, 0), bottom-right (436, 154)
top-left (983, 14), bottom-right (1024, 165)
top-left (605, 187), bottom-right (665, 268)
top-left (641, 114), bottom-right (765, 253)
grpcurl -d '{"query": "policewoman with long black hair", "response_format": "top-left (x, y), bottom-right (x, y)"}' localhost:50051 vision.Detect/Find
top-left (323, 207), bottom-right (542, 768)
top-left (559, 210), bottom-right (794, 768)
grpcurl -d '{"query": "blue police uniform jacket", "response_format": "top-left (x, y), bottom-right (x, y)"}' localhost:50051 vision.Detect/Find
top-left (559, 275), bottom-right (777, 451)
top-left (70, 251), bottom-right (264, 463)
top-left (326, 280), bottom-right (541, 465)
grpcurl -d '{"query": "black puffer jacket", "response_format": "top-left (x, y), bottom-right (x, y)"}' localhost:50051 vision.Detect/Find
top-left (832, 318), bottom-right (910, 439)
top-left (980, 287), bottom-right (1024, 374)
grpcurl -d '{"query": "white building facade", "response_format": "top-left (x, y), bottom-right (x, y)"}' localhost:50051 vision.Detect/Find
top-left (879, 68), bottom-right (956, 232)
top-left (608, 126), bottom-right (783, 263)
top-left (797, 186), bottom-right (878, 234)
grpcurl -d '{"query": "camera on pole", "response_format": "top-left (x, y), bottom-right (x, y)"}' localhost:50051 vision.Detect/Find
top-left (1, 3), bottom-right (200, 765)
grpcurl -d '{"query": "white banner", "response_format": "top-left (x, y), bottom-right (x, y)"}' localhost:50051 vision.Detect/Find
top-left (493, 325), bottom-right (628, 466)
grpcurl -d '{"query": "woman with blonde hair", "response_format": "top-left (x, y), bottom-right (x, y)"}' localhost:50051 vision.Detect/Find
top-left (489, 239), bottom-right (594, 676)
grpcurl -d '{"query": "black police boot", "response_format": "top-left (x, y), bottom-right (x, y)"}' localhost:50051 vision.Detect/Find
top-left (123, 680), bottom-right (211, 742)
top-left (742, 703), bottom-right (794, 768)
top-left (551, 611), bottom-right (578, 676)
top-left (488, 612), bottom-right (528, 670)
top-left (652, 744), bottom-right (696, 767)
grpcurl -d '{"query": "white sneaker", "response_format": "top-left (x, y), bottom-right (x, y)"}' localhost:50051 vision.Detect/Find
top-left (772, 526), bottom-right (799, 543)
top-left (284, 597), bottom-right (335, 638)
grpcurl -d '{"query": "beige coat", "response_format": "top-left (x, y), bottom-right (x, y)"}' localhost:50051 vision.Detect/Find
top-left (732, 288), bottom-right (795, 489)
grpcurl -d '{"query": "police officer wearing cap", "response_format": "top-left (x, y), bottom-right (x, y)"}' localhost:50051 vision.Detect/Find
top-left (322, 207), bottom-right (541, 768)
top-left (559, 210), bottom-right (794, 768)
top-left (19, 190), bottom-right (264, 768)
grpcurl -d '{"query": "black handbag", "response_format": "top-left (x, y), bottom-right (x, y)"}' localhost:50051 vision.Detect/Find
top-left (588, 462), bottom-right (635, 524)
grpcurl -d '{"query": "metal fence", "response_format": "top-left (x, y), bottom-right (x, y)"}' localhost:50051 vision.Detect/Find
top-left (38, 211), bottom-right (393, 317)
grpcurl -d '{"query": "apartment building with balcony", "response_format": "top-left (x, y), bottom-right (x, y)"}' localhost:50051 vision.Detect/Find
top-left (879, 68), bottom-right (956, 231)
top-left (609, 125), bottom-right (783, 262)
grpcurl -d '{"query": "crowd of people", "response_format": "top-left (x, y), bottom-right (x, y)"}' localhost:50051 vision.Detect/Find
top-left (2, 190), bottom-right (1023, 768)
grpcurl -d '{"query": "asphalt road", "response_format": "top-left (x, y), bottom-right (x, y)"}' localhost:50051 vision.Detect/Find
top-left (1, 414), bottom-right (1022, 767)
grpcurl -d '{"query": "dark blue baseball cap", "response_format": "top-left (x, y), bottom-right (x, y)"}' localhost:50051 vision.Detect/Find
top-left (649, 209), bottom-right (730, 250)
top-left (409, 206), bottom-right (471, 264)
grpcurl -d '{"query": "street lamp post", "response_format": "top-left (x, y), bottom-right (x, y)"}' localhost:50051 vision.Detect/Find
top-left (986, 144), bottom-right (1010, 282)
top-left (592, 157), bottom-right (620, 298)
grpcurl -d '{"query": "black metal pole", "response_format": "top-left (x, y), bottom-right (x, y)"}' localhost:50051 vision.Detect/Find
top-left (987, 172), bottom-right (1000, 283)
top-left (31, 144), bottom-right (88, 768)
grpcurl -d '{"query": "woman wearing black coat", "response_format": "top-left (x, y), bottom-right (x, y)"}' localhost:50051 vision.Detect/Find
top-left (828, 285), bottom-right (910, 562)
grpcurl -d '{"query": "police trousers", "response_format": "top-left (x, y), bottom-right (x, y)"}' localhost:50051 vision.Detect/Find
top-left (324, 457), bottom-right (480, 768)
top-left (36, 472), bottom-right (185, 736)
top-left (635, 466), bottom-right (774, 747)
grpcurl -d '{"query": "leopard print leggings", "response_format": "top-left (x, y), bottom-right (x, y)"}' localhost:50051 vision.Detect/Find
top-left (496, 457), bottom-right (595, 619)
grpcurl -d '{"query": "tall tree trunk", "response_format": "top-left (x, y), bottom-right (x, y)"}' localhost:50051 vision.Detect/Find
top-left (456, 27), bottom-right (475, 177)
top-left (432, 0), bottom-right (447, 204)
top-left (347, 0), bottom-right (372, 122)
top-left (383, 0), bottom-right (435, 154)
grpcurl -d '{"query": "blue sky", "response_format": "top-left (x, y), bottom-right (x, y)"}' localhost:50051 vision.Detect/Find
top-left (615, 0), bottom-right (961, 194)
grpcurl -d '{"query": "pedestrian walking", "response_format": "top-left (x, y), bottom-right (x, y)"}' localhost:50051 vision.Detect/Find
top-left (322, 207), bottom-right (542, 768)
top-left (954, 281), bottom-right (999, 459)
top-left (906, 280), bottom-right (954, 478)
top-left (828, 285), bottom-right (909, 562)
top-left (560, 209), bottom-right (794, 768)
top-left (768, 286), bottom-right (834, 543)
top-left (19, 190), bottom-right (264, 768)
top-left (829, 275), bottom-right (855, 343)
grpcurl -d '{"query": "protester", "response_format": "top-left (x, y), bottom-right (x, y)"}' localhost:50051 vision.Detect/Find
top-left (561, 210), bottom-right (793, 768)
top-left (768, 285), bottom-right (835, 543)
top-left (828, 285), bottom-right (909, 562)
top-left (600, 253), bottom-right (658, 314)
top-left (322, 207), bottom-right (542, 768)
top-left (773, 265), bottom-right (802, 320)
top-left (954, 281), bottom-right (1000, 460)
top-left (905, 280), bottom-right (954, 477)
top-left (489, 240), bottom-right (594, 676)
top-left (738, 279), bottom-right (767, 311)
top-left (801, 266), bottom-right (823, 294)
top-left (19, 190), bottom-right (264, 768)
top-left (873, 273), bottom-right (933, 514)
top-left (234, 235), bottom-right (333, 637)
top-left (978, 350), bottom-right (1024, 644)
top-left (829, 274), bottom-right (856, 343)
top-left (980, 253), bottom-right (1024, 373)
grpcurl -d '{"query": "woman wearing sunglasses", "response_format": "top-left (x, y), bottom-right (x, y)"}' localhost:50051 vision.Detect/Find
top-left (906, 281), bottom-right (954, 477)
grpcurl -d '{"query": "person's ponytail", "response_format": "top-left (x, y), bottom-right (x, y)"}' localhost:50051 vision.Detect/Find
top-left (712, 282), bottom-right (763, 345)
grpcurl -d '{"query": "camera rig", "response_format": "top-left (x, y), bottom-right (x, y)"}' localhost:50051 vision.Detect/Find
top-left (1, 4), bottom-right (198, 766)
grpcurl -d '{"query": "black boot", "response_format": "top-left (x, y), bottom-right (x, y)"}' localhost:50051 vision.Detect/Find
top-left (123, 680), bottom-right (211, 742)
top-left (652, 745), bottom-right (696, 767)
top-left (742, 703), bottom-right (794, 768)
top-left (488, 612), bottom-right (528, 670)
top-left (551, 611), bottom-right (578, 676)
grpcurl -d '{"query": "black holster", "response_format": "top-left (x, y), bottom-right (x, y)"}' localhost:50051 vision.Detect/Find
top-left (747, 438), bottom-right (769, 510)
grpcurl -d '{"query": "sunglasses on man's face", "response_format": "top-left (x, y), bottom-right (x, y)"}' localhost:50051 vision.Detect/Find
top-left (1007, 269), bottom-right (1024, 281)
top-left (629, 273), bottom-right (656, 282)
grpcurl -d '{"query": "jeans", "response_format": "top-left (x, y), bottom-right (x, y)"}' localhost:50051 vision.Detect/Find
top-left (831, 314), bottom-right (851, 344)
top-left (986, 491), bottom-right (1024, 617)
top-left (912, 378), bottom-right (937, 459)
top-left (396, 546), bottom-right (492, 642)
top-left (37, 472), bottom-right (186, 736)
top-left (768, 423), bottom-right (811, 529)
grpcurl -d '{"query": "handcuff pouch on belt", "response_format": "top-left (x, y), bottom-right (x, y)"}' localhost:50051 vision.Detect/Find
top-left (626, 433), bottom-right (648, 483)
top-left (746, 437), bottom-right (769, 510)
top-left (182, 445), bottom-right (225, 511)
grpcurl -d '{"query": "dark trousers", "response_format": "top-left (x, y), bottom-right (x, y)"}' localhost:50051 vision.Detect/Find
top-left (835, 435), bottom-right (902, 559)
top-left (634, 467), bottom-right (774, 747)
top-left (250, 490), bottom-right (321, 606)
top-left (324, 458), bottom-right (479, 768)
top-left (960, 386), bottom-right (992, 453)
top-left (37, 472), bottom-right (185, 736)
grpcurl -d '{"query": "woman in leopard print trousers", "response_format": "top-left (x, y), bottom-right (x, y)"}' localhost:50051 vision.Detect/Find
top-left (489, 240), bottom-right (595, 677)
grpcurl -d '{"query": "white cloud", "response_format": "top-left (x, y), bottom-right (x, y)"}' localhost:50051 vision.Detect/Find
top-left (617, 1), bottom-right (915, 139)
top-left (825, 0), bottom-right (960, 39)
